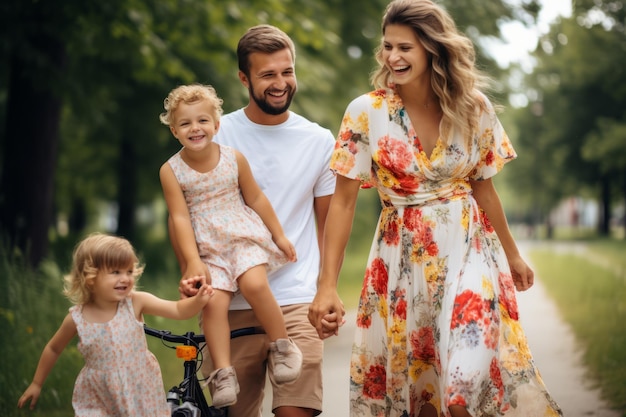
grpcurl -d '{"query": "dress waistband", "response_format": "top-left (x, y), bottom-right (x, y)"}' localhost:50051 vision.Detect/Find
top-left (380, 180), bottom-right (472, 209)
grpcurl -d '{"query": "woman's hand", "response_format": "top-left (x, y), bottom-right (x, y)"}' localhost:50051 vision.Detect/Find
top-left (508, 255), bottom-right (534, 291)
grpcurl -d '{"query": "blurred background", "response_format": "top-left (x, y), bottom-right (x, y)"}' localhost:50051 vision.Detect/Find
top-left (1, 0), bottom-right (624, 415)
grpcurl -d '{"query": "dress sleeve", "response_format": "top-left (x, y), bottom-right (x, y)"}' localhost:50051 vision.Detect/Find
top-left (330, 94), bottom-right (375, 186)
top-left (469, 96), bottom-right (517, 181)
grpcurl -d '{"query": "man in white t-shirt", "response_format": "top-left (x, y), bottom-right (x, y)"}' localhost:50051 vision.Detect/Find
top-left (178, 25), bottom-right (335, 417)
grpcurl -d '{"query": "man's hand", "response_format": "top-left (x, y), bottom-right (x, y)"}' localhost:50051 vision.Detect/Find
top-left (308, 286), bottom-right (345, 339)
top-left (179, 259), bottom-right (211, 299)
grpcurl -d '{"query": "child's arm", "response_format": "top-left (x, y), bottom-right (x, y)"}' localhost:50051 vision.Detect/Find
top-left (18, 314), bottom-right (77, 410)
top-left (132, 281), bottom-right (213, 321)
top-left (160, 162), bottom-right (212, 293)
top-left (235, 151), bottom-right (297, 262)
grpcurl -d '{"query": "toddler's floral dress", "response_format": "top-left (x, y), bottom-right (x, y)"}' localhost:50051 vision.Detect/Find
top-left (70, 296), bottom-right (170, 416)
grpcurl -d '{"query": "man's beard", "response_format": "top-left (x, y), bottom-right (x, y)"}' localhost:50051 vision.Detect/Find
top-left (249, 84), bottom-right (295, 116)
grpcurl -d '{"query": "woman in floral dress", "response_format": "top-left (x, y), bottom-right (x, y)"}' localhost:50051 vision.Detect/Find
top-left (308, 0), bottom-right (563, 416)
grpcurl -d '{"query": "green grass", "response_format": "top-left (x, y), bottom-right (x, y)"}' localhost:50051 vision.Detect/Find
top-left (529, 239), bottom-right (626, 415)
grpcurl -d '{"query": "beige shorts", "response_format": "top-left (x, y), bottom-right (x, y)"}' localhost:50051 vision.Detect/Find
top-left (200, 303), bottom-right (323, 416)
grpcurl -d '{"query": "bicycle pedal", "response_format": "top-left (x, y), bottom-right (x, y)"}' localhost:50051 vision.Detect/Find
top-left (176, 345), bottom-right (197, 361)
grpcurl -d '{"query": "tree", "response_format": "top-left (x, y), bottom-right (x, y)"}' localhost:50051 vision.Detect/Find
top-left (514, 2), bottom-right (626, 236)
top-left (0, 0), bottom-right (541, 268)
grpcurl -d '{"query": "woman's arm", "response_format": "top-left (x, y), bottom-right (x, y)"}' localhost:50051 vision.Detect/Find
top-left (18, 314), bottom-right (77, 409)
top-left (308, 175), bottom-right (361, 339)
top-left (470, 178), bottom-right (533, 291)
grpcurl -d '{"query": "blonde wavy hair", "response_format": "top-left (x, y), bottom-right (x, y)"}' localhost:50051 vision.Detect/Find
top-left (63, 233), bottom-right (144, 305)
top-left (159, 84), bottom-right (224, 126)
top-left (371, 0), bottom-right (492, 142)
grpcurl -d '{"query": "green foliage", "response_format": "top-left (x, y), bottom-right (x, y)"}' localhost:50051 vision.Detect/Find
top-left (529, 241), bottom-right (626, 413)
top-left (508, 4), bottom-right (626, 233)
top-left (0, 251), bottom-right (78, 415)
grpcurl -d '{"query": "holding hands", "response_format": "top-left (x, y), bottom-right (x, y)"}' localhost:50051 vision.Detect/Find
top-left (308, 285), bottom-right (346, 339)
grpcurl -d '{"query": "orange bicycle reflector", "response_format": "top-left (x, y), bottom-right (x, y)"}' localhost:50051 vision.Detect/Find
top-left (176, 345), bottom-right (197, 361)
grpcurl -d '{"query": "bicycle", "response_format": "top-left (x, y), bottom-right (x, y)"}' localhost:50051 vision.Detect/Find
top-left (145, 324), bottom-right (265, 417)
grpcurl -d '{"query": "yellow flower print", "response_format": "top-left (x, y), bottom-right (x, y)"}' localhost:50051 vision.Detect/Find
top-left (341, 112), bottom-right (354, 128)
top-left (378, 296), bottom-right (389, 322)
top-left (482, 275), bottom-right (495, 300)
top-left (331, 147), bottom-right (356, 174)
top-left (356, 112), bottom-right (370, 136)
top-left (429, 139), bottom-right (444, 162)
top-left (390, 347), bottom-right (407, 374)
top-left (424, 261), bottom-right (438, 283)
top-left (389, 319), bottom-right (406, 345)
top-left (375, 163), bottom-right (400, 189)
top-left (370, 89), bottom-right (386, 109)
top-left (461, 203), bottom-right (470, 232)
top-left (350, 349), bottom-right (368, 385)
top-left (408, 360), bottom-right (429, 382)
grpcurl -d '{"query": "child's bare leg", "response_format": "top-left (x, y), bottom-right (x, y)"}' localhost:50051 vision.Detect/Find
top-left (237, 265), bottom-right (288, 341)
top-left (202, 289), bottom-right (233, 369)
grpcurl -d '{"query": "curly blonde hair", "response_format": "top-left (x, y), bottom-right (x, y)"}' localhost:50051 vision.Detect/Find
top-left (159, 84), bottom-right (224, 126)
top-left (63, 233), bottom-right (144, 305)
top-left (371, 0), bottom-right (492, 142)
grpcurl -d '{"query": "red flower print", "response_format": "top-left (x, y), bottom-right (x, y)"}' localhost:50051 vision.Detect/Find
top-left (357, 312), bottom-right (372, 328)
top-left (421, 390), bottom-right (433, 401)
top-left (479, 209), bottom-right (494, 233)
top-left (425, 241), bottom-right (439, 257)
top-left (394, 298), bottom-right (407, 320)
top-left (449, 393), bottom-right (467, 407)
top-left (378, 136), bottom-right (413, 171)
top-left (403, 208), bottom-right (423, 232)
top-left (451, 290), bottom-right (487, 328)
top-left (363, 364), bottom-right (386, 399)
top-left (489, 357), bottom-right (503, 389)
top-left (485, 150), bottom-right (495, 166)
top-left (410, 327), bottom-right (436, 361)
top-left (396, 174), bottom-right (420, 192)
top-left (372, 89), bottom-right (387, 99)
top-left (382, 216), bottom-right (400, 246)
top-left (498, 272), bottom-right (519, 320)
top-left (366, 258), bottom-right (388, 296)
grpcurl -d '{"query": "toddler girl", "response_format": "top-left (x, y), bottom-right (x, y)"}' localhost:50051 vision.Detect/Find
top-left (17, 233), bottom-right (212, 416)
top-left (159, 84), bottom-right (303, 408)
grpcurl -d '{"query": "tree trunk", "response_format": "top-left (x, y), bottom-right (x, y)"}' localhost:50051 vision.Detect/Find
top-left (116, 135), bottom-right (137, 242)
top-left (0, 35), bottom-right (66, 267)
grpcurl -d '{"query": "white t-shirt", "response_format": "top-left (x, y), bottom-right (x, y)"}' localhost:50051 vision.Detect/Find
top-left (215, 109), bottom-right (336, 309)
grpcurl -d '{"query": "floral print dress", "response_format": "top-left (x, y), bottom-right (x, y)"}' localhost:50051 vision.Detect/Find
top-left (332, 88), bottom-right (563, 417)
top-left (167, 144), bottom-right (287, 292)
top-left (70, 297), bottom-right (170, 416)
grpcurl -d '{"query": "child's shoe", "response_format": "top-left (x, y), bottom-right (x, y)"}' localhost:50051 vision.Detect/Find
top-left (206, 366), bottom-right (240, 408)
top-left (269, 338), bottom-right (303, 383)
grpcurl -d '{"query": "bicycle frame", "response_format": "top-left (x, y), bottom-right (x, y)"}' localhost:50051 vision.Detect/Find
top-left (145, 325), bottom-right (265, 417)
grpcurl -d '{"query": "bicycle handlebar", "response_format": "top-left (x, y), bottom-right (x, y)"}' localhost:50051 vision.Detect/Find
top-left (144, 324), bottom-right (265, 346)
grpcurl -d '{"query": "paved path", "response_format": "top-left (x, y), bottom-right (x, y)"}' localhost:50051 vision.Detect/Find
top-left (262, 244), bottom-right (620, 416)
